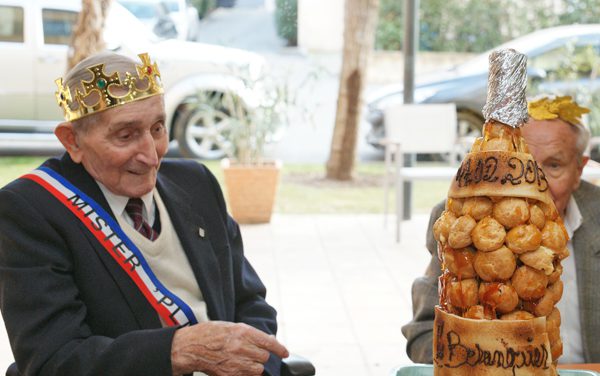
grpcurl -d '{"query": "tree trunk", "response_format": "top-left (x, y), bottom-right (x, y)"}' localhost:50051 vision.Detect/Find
top-left (67, 0), bottom-right (112, 70)
top-left (326, 0), bottom-right (379, 180)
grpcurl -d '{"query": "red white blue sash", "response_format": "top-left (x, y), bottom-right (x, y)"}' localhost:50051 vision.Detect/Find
top-left (22, 167), bottom-right (197, 327)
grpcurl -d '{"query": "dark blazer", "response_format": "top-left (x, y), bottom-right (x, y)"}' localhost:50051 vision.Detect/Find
top-left (0, 154), bottom-right (280, 376)
top-left (401, 180), bottom-right (600, 363)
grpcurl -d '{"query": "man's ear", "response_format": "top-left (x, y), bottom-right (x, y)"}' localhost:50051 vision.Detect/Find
top-left (55, 122), bottom-right (83, 163)
top-left (580, 155), bottom-right (590, 169)
top-left (574, 155), bottom-right (590, 190)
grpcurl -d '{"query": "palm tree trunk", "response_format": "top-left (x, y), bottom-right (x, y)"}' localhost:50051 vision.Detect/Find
top-left (326, 0), bottom-right (379, 180)
top-left (67, 0), bottom-right (113, 70)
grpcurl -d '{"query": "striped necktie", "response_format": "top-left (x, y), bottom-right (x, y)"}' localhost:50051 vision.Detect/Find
top-left (125, 198), bottom-right (158, 241)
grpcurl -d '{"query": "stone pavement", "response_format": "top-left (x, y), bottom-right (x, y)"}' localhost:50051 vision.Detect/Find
top-left (242, 214), bottom-right (432, 376)
top-left (0, 213), bottom-right (433, 375)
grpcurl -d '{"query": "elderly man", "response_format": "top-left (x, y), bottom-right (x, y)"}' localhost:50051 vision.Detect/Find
top-left (402, 95), bottom-right (600, 364)
top-left (0, 51), bottom-right (288, 375)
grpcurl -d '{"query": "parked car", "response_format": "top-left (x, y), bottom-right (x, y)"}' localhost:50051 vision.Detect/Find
top-left (217, 0), bottom-right (237, 8)
top-left (0, 0), bottom-right (266, 159)
top-left (118, 0), bottom-right (201, 40)
top-left (365, 24), bottom-right (600, 155)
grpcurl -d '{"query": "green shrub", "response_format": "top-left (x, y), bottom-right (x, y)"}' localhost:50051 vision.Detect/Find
top-left (190, 0), bottom-right (217, 19)
top-left (275, 0), bottom-right (297, 46)
top-left (375, 0), bottom-right (600, 53)
top-left (375, 0), bottom-right (402, 50)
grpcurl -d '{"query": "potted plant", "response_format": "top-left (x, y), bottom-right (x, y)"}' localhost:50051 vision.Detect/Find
top-left (219, 76), bottom-right (290, 224)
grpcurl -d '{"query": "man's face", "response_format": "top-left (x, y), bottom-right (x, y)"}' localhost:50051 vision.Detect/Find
top-left (72, 95), bottom-right (168, 197)
top-left (522, 118), bottom-right (587, 216)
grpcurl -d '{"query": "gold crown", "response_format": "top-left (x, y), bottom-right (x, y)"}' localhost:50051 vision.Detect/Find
top-left (528, 95), bottom-right (590, 126)
top-left (55, 53), bottom-right (164, 122)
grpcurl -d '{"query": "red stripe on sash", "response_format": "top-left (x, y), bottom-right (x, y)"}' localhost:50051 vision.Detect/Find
top-left (23, 173), bottom-right (179, 326)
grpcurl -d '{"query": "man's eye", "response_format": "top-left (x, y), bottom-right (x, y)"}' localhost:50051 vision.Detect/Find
top-left (153, 123), bottom-right (165, 133)
top-left (543, 162), bottom-right (565, 177)
top-left (117, 131), bottom-right (132, 140)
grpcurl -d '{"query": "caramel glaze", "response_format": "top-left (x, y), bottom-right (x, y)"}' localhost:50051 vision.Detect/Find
top-left (471, 120), bottom-right (529, 154)
top-left (480, 282), bottom-right (501, 318)
top-left (451, 248), bottom-right (472, 280)
top-left (441, 121), bottom-right (560, 320)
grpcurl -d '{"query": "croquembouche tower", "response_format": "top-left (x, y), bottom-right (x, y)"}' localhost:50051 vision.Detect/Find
top-left (432, 49), bottom-right (567, 375)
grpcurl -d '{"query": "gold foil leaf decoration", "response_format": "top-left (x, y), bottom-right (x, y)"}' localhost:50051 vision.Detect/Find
top-left (528, 95), bottom-right (590, 126)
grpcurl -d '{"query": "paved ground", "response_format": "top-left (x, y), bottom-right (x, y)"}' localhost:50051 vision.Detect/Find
top-left (244, 214), bottom-right (432, 376)
top-left (195, 0), bottom-right (384, 163)
top-left (0, 213), bottom-right (432, 375)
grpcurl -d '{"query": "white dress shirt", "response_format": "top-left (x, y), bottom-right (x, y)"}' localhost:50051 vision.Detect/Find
top-left (556, 195), bottom-right (585, 364)
top-left (97, 182), bottom-right (156, 226)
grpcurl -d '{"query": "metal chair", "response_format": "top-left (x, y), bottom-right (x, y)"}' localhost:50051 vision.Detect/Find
top-left (282, 354), bottom-right (316, 376)
top-left (381, 103), bottom-right (458, 242)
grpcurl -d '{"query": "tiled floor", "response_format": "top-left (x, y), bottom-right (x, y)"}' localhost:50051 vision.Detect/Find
top-left (0, 213), bottom-right (433, 375)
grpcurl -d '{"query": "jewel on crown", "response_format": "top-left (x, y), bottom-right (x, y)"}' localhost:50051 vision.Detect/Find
top-left (55, 53), bottom-right (164, 122)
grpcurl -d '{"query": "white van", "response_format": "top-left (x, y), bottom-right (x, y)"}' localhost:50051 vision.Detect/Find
top-left (0, 0), bottom-right (266, 159)
top-left (117, 0), bottom-right (201, 40)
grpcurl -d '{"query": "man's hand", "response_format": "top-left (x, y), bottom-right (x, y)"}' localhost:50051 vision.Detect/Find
top-left (171, 321), bottom-right (289, 376)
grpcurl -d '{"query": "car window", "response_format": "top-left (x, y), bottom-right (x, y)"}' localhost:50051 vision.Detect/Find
top-left (529, 40), bottom-right (600, 79)
top-left (42, 9), bottom-right (78, 45)
top-left (529, 46), bottom-right (568, 73)
top-left (104, 2), bottom-right (159, 48)
top-left (119, 1), bottom-right (158, 20)
top-left (0, 5), bottom-right (24, 43)
top-left (163, 1), bottom-right (180, 12)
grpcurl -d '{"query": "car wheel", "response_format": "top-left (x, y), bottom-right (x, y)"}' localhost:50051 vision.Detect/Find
top-left (173, 92), bottom-right (239, 159)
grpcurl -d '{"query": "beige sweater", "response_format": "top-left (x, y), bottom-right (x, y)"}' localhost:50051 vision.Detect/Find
top-left (117, 191), bottom-right (210, 326)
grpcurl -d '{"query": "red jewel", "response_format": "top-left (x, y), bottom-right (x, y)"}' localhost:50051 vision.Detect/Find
top-left (147, 66), bottom-right (153, 74)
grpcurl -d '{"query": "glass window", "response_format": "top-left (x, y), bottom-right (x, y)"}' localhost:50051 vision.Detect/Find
top-left (164, 1), bottom-right (179, 12)
top-left (0, 6), bottom-right (24, 43)
top-left (529, 39), bottom-right (600, 79)
top-left (42, 9), bottom-right (78, 45)
top-left (119, 1), bottom-right (158, 20)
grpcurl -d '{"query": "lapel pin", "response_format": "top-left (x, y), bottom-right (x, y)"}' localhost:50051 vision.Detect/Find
top-left (198, 227), bottom-right (205, 238)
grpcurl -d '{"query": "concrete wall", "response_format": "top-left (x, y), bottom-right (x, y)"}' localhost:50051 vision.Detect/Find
top-left (296, 0), bottom-right (476, 78)
top-left (367, 51), bottom-right (477, 85)
top-left (298, 0), bottom-right (344, 52)
top-left (297, 0), bottom-right (476, 81)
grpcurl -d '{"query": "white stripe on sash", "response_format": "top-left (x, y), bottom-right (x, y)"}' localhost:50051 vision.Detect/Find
top-left (23, 167), bottom-right (197, 327)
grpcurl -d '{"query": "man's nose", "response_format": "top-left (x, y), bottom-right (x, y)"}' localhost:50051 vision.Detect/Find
top-left (136, 133), bottom-right (160, 166)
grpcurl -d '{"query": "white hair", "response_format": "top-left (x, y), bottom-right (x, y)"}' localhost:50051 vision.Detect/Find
top-left (527, 94), bottom-right (591, 162)
top-left (573, 121), bottom-right (591, 161)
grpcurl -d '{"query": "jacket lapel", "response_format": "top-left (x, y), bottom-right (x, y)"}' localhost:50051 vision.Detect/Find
top-left (156, 173), bottom-right (225, 321)
top-left (51, 154), bottom-right (162, 329)
top-left (572, 181), bottom-right (600, 362)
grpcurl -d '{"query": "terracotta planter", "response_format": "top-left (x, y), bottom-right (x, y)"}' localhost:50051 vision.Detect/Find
top-left (221, 159), bottom-right (282, 224)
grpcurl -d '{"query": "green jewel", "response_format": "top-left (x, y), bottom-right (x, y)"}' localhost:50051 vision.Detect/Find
top-left (97, 79), bottom-right (107, 89)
